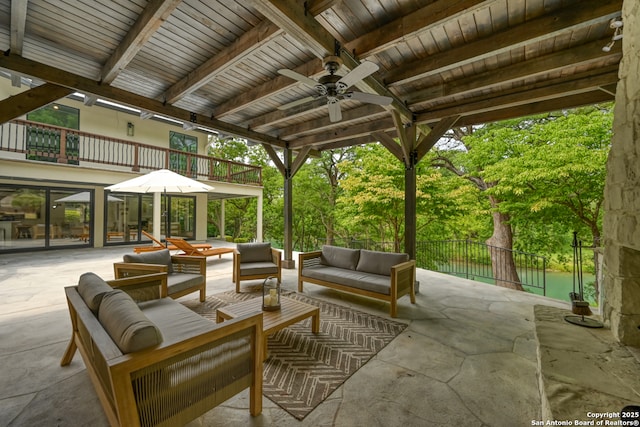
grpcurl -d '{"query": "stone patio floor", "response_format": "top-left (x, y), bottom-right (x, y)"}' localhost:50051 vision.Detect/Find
top-left (0, 244), bottom-right (638, 426)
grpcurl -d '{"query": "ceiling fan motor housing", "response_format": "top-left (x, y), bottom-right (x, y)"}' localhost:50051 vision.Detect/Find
top-left (323, 55), bottom-right (343, 74)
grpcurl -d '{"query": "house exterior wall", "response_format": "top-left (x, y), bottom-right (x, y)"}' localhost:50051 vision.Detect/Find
top-left (0, 78), bottom-right (263, 250)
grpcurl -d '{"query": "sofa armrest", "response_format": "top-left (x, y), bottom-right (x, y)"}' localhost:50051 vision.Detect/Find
top-left (109, 311), bottom-right (264, 424)
top-left (390, 260), bottom-right (416, 296)
top-left (170, 255), bottom-right (206, 275)
top-left (106, 272), bottom-right (168, 300)
top-left (114, 262), bottom-right (168, 278)
top-left (270, 248), bottom-right (282, 267)
top-left (299, 251), bottom-right (322, 270)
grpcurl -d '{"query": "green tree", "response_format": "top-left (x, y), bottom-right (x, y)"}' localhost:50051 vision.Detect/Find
top-left (337, 143), bottom-right (470, 252)
top-left (482, 104), bottom-right (612, 298)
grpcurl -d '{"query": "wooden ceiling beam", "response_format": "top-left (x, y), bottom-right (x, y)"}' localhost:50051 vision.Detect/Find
top-left (345, 0), bottom-right (493, 58)
top-left (215, 59), bottom-right (324, 119)
top-left (373, 131), bottom-right (404, 163)
top-left (165, 20), bottom-right (283, 105)
top-left (288, 117), bottom-right (394, 148)
top-left (0, 83), bottom-right (75, 123)
top-left (305, 0), bottom-right (342, 15)
top-left (247, 98), bottom-right (328, 130)
top-left (283, 71), bottom-right (616, 148)
top-left (251, 0), bottom-right (413, 123)
top-left (101, 0), bottom-right (182, 84)
top-left (279, 104), bottom-right (386, 139)
top-left (415, 116), bottom-right (461, 162)
top-left (0, 54), bottom-right (285, 148)
top-left (10, 0), bottom-right (27, 56)
top-left (405, 38), bottom-right (621, 105)
top-left (382, 0), bottom-right (622, 85)
top-left (453, 91), bottom-right (615, 127)
top-left (415, 71), bottom-right (618, 123)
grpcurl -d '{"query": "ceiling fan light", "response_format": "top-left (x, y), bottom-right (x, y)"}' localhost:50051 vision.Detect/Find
top-left (602, 41), bottom-right (615, 52)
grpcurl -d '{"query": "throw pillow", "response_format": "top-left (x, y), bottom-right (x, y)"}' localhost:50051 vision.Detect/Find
top-left (356, 249), bottom-right (409, 276)
top-left (237, 242), bottom-right (272, 263)
top-left (123, 249), bottom-right (173, 274)
top-left (98, 290), bottom-right (163, 353)
top-left (320, 245), bottom-right (360, 270)
top-left (77, 272), bottom-right (114, 314)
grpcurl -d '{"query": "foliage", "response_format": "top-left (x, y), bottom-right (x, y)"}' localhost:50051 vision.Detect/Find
top-left (481, 104), bottom-right (612, 250)
top-left (336, 143), bottom-right (476, 250)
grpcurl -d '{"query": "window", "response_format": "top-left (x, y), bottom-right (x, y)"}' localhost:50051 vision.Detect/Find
top-left (169, 131), bottom-right (198, 176)
top-left (26, 104), bottom-right (80, 165)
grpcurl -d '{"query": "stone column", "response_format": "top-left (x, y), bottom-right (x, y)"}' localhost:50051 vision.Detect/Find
top-left (602, 0), bottom-right (640, 347)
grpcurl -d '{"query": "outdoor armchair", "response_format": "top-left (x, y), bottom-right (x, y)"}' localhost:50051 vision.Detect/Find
top-left (233, 242), bottom-right (282, 293)
top-left (61, 271), bottom-right (263, 426)
top-left (114, 249), bottom-right (207, 302)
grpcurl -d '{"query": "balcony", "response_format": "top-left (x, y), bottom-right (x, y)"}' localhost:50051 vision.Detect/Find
top-left (0, 119), bottom-right (262, 185)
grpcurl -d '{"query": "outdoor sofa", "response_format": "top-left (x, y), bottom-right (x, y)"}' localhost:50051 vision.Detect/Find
top-left (114, 249), bottom-right (206, 301)
top-left (298, 245), bottom-right (416, 317)
top-left (61, 271), bottom-right (263, 427)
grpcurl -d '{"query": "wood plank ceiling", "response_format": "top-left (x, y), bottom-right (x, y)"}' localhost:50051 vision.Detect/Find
top-left (0, 0), bottom-right (622, 154)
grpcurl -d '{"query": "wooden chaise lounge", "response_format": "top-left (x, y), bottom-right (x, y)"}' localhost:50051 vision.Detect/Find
top-left (166, 237), bottom-right (234, 259)
top-left (133, 230), bottom-right (212, 253)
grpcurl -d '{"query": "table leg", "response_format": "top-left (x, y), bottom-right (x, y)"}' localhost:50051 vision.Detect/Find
top-left (311, 309), bottom-right (320, 333)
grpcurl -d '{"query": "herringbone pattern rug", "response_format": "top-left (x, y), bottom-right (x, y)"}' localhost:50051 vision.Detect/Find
top-left (182, 289), bottom-right (406, 420)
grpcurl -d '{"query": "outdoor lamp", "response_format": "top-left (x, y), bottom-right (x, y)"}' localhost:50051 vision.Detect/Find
top-left (262, 276), bottom-right (281, 311)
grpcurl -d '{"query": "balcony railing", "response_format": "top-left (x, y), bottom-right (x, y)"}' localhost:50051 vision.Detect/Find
top-left (0, 119), bottom-right (262, 185)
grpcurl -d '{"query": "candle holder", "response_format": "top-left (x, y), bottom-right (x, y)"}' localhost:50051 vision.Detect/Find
top-left (262, 276), bottom-right (281, 311)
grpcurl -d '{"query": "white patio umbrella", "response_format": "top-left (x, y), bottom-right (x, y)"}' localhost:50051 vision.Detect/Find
top-left (105, 169), bottom-right (214, 244)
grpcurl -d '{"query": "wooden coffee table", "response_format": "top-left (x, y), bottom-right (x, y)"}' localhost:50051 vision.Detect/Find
top-left (216, 296), bottom-right (320, 360)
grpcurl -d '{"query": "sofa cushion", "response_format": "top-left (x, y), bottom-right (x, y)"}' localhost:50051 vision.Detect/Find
top-left (239, 261), bottom-right (279, 277)
top-left (356, 249), bottom-right (409, 276)
top-left (167, 273), bottom-right (204, 296)
top-left (320, 245), bottom-right (360, 270)
top-left (77, 272), bottom-right (114, 314)
top-left (237, 243), bottom-right (272, 263)
top-left (124, 249), bottom-right (173, 274)
top-left (98, 290), bottom-right (163, 353)
top-left (303, 265), bottom-right (391, 295)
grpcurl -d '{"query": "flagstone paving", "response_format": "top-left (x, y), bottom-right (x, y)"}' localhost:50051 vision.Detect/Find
top-left (0, 245), bottom-right (637, 426)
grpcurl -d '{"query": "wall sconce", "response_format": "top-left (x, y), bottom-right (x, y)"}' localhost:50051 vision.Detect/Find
top-left (127, 122), bottom-right (134, 136)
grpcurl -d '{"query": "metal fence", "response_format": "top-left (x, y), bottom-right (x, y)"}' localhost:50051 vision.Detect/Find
top-left (303, 238), bottom-right (547, 295)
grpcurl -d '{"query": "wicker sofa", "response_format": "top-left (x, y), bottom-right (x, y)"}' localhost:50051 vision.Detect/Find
top-left (61, 272), bottom-right (263, 427)
top-left (298, 245), bottom-right (416, 317)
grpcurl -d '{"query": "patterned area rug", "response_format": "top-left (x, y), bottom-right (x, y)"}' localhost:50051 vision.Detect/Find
top-left (182, 289), bottom-right (407, 420)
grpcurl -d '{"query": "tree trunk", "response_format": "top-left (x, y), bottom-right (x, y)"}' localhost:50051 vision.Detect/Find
top-left (486, 196), bottom-right (523, 291)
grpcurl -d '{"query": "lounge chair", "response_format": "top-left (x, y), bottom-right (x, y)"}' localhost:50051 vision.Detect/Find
top-left (166, 237), bottom-right (234, 259)
top-left (132, 230), bottom-right (212, 253)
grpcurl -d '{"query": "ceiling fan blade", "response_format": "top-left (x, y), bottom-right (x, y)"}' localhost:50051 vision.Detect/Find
top-left (277, 69), bottom-right (319, 88)
top-left (278, 96), bottom-right (318, 110)
top-left (346, 91), bottom-right (393, 106)
top-left (327, 99), bottom-right (342, 122)
top-left (336, 61), bottom-right (379, 92)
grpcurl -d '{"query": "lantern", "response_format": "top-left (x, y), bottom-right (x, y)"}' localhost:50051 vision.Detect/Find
top-left (262, 276), bottom-right (281, 311)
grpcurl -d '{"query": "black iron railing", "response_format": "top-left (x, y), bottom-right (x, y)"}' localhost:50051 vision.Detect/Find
top-left (300, 238), bottom-right (547, 295)
top-left (0, 119), bottom-right (262, 186)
